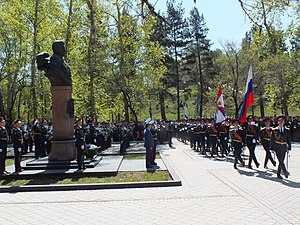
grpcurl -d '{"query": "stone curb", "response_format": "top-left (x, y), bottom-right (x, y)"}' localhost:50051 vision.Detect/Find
top-left (0, 152), bottom-right (181, 193)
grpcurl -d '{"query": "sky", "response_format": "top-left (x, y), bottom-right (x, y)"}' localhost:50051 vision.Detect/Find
top-left (155, 0), bottom-right (252, 50)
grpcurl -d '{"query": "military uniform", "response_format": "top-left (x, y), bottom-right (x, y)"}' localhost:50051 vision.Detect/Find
top-left (32, 122), bottom-right (42, 159)
top-left (244, 123), bottom-right (260, 168)
top-left (41, 125), bottom-right (49, 157)
top-left (270, 125), bottom-right (291, 179)
top-left (75, 124), bottom-right (86, 170)
top-left (207, 124), bottom-right (219, 157)
top-left (230, 125), bottom-right (245, 169)
top-left (11, 127), bottom-right (23, 172)
top-left (219, 123), bottom-right (229, 157)
top-left (151, 128), bottom-right (158, 165)
top-left (260, 125), bottom-right (276, 168)
top-left (193, 123), bottom-right (207, 154)
top-left (0, 126), bottom-right (8, 175)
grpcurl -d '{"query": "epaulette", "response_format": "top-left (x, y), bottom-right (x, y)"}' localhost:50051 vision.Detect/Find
top-left (286, 127), bottom-right (290, 130)
top-left (272, 127), bottom-right (278, 130)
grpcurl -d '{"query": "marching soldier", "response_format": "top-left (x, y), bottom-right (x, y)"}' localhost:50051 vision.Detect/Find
top-left (270, 115), bottom-right (291, 179)
top-left (230, 119), bottom-right (245, 169)
top-left (194, 119), bottom-right (207, 154)
top-left (207, 119), bottom-right (219, 158)
top-left (0, 117), bottom-right (8, 175)
top-left (244, 115), bottom-right (260, 169)
top-left (11, 119), bottom-right (23, 173)
top-left (74, 118), bottom-right (86, 170)
top-left (260, 118), bottom-right (276, 168)
top-left (219, 118), bottom-right (230, 157)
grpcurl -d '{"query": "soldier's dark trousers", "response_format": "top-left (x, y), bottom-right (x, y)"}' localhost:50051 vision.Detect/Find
top-left (14, 147), bottom-right (22, 172)
top-left (151, 142), bottom-right (157, 164)
top-left (77, 147), bottom-right (85, 170)
top-left (220, 138), bottom-right (228, 156)
top-left (233, 143), bottom-right (244, 167)
top-left (210, 137), bottom-right (218, 157)
top-left (262, 140), bottom-right (276, 167)
top-left (34, 135), bottom-right (42, 159)
top-left (146, 147), bottom-right (152, 168)
top-left (275, 147), bottom-right (288, 176)
top-left (199, 136), bottom-right (206, 153)
top-left (23, 139), bottom-right (29, 154)
top-left (247, 143), bottom-right (259, 167)
top-left (0, 147), bottom-right (6, 174)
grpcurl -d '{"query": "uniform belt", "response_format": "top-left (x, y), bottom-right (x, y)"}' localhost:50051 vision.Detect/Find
top-left (153, 138), bottom-right (158, 141)
top-left (246, 135), bottom-right (254, 137)
top-left (210, 134), bottom-right (217, 136)
top-left (275, 141), bottom-right (287, 145)
top-left (18, 139), bottom-right (23, 141)
top-left (0, 138), bottom-right (7, 140)
top-left (220, 132), bottom-right (226, 134)
top-left (262, 138), bottom-right (270, 141)
top-left (200, 132), bottom-right (206, 134)
top-left (233, 140), bottom-right (242, 143)
top-left (35, 133), bottom-right (41, 135)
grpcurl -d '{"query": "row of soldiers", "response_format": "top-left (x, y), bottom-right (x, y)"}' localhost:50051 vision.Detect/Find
top-left (175, 115), bottom-right (291, 179)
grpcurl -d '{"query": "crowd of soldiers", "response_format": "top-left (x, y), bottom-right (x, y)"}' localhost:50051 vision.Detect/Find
top-left (174, 115), bottom-right (296, 179)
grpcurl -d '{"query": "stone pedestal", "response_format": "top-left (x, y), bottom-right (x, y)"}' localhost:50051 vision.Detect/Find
top-left (49, 86), bottom-right (76, 161)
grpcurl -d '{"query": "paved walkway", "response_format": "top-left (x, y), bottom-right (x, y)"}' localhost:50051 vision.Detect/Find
top-left (0, 140), bottom-right (299, 225)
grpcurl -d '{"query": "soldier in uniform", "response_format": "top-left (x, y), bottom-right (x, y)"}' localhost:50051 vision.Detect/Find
top-left (74, 118), bottom-right (86, 170)
top-left (193, 119), bottom-right (207, 154)
top-left (219, 118), bottom-right (230, 157)
top-left (0, 117), bottom-right (8, 175)
top-left (11, 119), bottom-right (23, 173)
top-left (230, 119), bottom-right (245, 169)
top-left (150, 123), bottom-right (158, 166)
top-left (32, 119), bottom-right (42, 159)
top-left (144, 118), bottom-right (154, 168)
top-left (270, 115), bottom-right (291, 179)
top-left (244, 115), bottom-right (260, 169)
top-left (40, 119), bottom-right (49, 157)
top-left (260, 118), bottom-right (276, 168)
top-left (207, 119), bottom-right (219, 157)
top-left (86, 117), bottom-right (97, 145)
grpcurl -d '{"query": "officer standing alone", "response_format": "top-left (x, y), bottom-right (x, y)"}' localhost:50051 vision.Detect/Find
top-left (0, 118), bottom-right (8, 175)
top-left (75, 118), bottom-right (86, 171)
top-left (11, 119), bottom-right (23, 173)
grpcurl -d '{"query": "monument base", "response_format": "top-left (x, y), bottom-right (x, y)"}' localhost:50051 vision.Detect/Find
top-left (49, 139), bottom-right (77, 161)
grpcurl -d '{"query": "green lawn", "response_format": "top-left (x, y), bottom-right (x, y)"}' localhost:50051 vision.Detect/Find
top-left (5, 157), bottom-right (33, 167)
top-left (124, 153), bottom-right (161, 160)
top-left (0, 171), bottom-right (171, 186)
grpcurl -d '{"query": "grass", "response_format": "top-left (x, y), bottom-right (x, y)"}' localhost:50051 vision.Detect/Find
top-left (0, 171), bottom-right (171, 186)
top-left (5, 157), bottom-right (33, 167)
top-left (124, 153), bottom-right (161, 160)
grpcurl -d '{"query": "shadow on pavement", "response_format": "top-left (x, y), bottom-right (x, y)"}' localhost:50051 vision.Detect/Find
top-left (237, 169), bottom-right (300, 189)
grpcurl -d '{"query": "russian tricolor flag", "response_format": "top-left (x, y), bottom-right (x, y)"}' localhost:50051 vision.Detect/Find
top-left (239, 66), bottom-right (254, 123)
top-left (215, 84), bottom-right (226, 123)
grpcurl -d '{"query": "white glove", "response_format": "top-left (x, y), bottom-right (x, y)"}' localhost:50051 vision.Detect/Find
top-left (224, 137), bottom-right (227, 140)
top-left (81, 145), bottom-right (85, 150)
top-left (94, 139), bottom-right (97, 143)
top-left (0, 149), bottom-right (2, 153)
top-left (45, 141), bottom-right (47, 145)
top-left (252, 139), bottom-right (256, 144)
top-left (18, 148), bottom-right (22, 152)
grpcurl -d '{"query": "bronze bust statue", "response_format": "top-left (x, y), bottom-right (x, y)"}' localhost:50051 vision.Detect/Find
top-left (36, 40), bottom-right (72, 86)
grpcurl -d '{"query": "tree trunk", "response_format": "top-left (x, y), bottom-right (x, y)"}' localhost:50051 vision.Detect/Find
top-left (65, 0), bottom-right (73, 61)
top-left (31, 0), bottom-right (39, 119)
top-left (86, 0), bottom-right (96, 116)
top-left (159, 91), bottom-right (166, 120)
top-left (259, 95), bottom-right (265, 117)
top-left (123, 94), bottom-right (129, 122)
